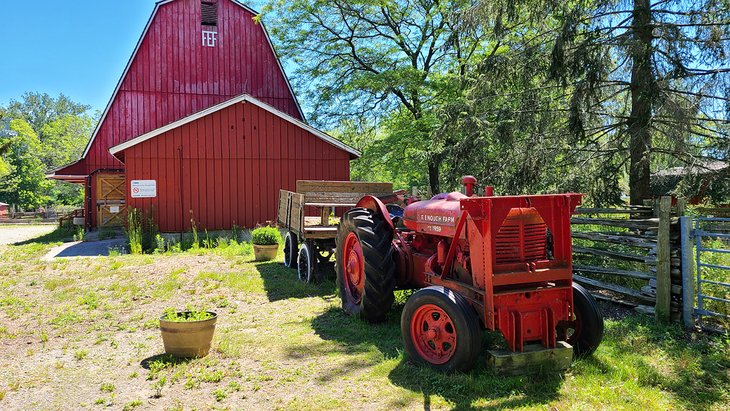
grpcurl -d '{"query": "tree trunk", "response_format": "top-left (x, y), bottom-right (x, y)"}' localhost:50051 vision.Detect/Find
top-left (428, 158), bottom-right (440, 195)
top-left (627, 0), bottom-right (654, 205)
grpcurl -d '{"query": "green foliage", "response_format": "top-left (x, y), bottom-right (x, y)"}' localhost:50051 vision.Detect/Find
top-left (126, 208), bottom-right (159, 254)
top-left (251, 226), bottom-right (281, 245)
top-left (0, 120), bottom-right (53, 208)
top-left (161, 308), bottom-right (214, 322)
top-left (0, 93), bottom-right (93, 208)
top-left (127, 209), bottom-right (143, 255)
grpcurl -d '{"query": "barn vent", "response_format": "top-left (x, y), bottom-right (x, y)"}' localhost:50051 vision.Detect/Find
top-left (202, 1), bottom-right (217, 26)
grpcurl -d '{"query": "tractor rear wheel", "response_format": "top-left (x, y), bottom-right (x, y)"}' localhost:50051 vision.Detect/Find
top-left (335, 207), bottom-right (396, 323)
top-left (283, 231), bottom-right (298, 268)
top-left (401, 286), bottom-right (482, 373)
top-left (558, 283), bottom-right (604, 358)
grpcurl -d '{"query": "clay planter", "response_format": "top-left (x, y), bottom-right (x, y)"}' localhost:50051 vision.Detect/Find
top-left (253, 244), bottom-right (279, 261)
top-left (159, 311), bottom-right (217, 358)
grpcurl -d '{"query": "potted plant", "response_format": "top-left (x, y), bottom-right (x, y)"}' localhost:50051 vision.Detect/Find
top-left (159, 308), bottom-right (217, 358)
top-left (252, 226), bottom-right (281, 261)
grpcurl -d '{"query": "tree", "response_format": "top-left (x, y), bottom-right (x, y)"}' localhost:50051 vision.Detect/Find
top-left (0, 93), bottom-right (93, 207)
top-left (0, 120), bottom-right (53, 209)
top-left (265, 0), bottom-right (484, 193)
top-left (465, 0), bottom-right (729, 204)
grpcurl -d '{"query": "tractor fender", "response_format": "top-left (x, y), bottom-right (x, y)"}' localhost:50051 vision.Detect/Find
top-left (355, 195), bottom-right (396, 234)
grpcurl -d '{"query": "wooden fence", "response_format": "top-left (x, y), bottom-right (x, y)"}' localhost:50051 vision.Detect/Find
top-left (571, 197), bottom-right (683, 322)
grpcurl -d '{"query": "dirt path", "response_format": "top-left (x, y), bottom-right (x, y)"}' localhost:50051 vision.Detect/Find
top-left (0, 225), bottom-right (56, 245)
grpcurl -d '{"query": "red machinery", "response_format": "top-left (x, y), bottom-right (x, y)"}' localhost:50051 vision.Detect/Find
top-left (335, 176), bottom-right (603, 372)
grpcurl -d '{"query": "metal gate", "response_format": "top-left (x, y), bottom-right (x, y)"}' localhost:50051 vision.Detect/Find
top-left (681, 217), bottom-right (730, 329)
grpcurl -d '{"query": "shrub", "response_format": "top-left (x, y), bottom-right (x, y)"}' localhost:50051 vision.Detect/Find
top-left (127, 209), bottom-right (143, 254)
top-left (161, 308), bottom-right (214, 322)
top-left (251, 226), bottom-right (281, 245)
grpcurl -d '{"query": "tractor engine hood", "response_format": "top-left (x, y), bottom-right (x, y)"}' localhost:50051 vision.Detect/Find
top-left (403, 192), bottom-right (468, 237)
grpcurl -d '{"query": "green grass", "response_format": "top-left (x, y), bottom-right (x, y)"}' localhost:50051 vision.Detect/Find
top-left (0, 231), bottom-right (727, 410)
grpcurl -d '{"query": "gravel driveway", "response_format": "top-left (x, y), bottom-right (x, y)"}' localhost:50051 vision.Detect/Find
top-left (0, 224), bottom-right (56, 245)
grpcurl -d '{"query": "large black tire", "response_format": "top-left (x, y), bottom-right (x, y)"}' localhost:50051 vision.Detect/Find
top-left (283, 231), bottom-right (298, 269)
top-left (335, 207), bottom-right (396, 323)
top-left (401, 286), bottom-right (482, 373)
top-left (559, 283), bottom-right (604, 358)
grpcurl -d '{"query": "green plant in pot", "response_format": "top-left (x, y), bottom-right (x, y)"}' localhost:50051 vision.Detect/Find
top-left (251, 226), bottom-right (281, 261)
top-left (159, 308), bottom-right (217, 358)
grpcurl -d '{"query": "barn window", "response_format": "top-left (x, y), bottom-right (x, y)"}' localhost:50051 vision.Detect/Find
top-left (201, 1), bottom-right (217, 26)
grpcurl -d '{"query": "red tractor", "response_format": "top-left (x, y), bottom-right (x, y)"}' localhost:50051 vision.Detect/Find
top-left (335, 176), bottom-right (603, 372)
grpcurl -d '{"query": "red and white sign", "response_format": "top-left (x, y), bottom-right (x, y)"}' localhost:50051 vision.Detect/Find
top-left (131, 180), bottom-right (157, 198)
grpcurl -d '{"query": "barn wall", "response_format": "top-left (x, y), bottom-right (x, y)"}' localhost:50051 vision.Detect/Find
top-left (124, 101), bottom-right (350, 232)
top-left (83, 0), bottom-right (302, 175)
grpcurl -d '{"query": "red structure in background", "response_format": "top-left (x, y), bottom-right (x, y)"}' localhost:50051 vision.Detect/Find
top-left (48, 0), bottom-right (356, 230)
top-left (110, 94), bottom-right (354, 232)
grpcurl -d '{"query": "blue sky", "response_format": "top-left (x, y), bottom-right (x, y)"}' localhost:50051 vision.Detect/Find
top-left (0, 0), bottom-right (267, 113)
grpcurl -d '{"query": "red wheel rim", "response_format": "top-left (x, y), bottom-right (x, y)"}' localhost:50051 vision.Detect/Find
top-left (410, 304), bottom-right (457, 365)
top-left (342, 232), bottom-right (364, 304)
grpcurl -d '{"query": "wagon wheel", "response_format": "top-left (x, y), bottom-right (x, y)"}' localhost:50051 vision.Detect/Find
top-left (557, 283), bottom-right (604, 358)
top-left (297, 241), bottom-right (321, 283)
top-left (335, 208), bottom-right (396, 323)
top-left (283, 232), bottom-right (298, 269)
top-left (401, 286), bottom-right (482, 373)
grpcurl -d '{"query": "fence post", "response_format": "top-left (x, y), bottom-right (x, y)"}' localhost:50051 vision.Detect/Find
top-left (680, 216), bottom-right (695, 328)
top-left (656, 196), bottom-right (672, 322)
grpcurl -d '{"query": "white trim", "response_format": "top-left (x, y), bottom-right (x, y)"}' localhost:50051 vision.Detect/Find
top-left (109, 94), bottom-right (360, 157)
top-left (46, 174), bottom-right (88, 179)
top-left (82, 0), bottom-right (306, 159)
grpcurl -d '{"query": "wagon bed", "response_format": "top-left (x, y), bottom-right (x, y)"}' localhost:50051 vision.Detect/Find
top-left (277, 180), bottom-right (395, 282)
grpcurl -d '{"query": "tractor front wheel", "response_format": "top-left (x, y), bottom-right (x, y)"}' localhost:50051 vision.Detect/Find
top-left (401, 286), bottom-right (482, 373)
top-left (335, 208), bottom-right (396, 323)
top-left (558, 283), bottom-right (604, 358)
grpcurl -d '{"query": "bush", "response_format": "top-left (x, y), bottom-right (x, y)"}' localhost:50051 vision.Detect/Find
top-left (251, 226), bottom-right (281, 245)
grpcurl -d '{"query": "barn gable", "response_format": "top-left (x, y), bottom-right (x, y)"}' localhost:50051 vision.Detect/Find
top-left (52, 0), bottom-right (304, 177)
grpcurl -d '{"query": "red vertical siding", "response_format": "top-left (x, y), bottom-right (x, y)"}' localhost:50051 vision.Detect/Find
top-left (78, 0), bottom-right (302, 176)
top-left (124, 101), bottom-right (350, 232)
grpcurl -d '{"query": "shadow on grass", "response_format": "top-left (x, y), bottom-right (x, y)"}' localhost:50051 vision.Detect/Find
top-left (602, 315), bottom-right (730, 411)
top-left (255, 261), bottom-right (337, 302)
top-left (14, 225), bottom-right (76, 245)
top-left (309, 304), bottom-right (563, 410)
top-left (140, 353), bottom-right (192, 371)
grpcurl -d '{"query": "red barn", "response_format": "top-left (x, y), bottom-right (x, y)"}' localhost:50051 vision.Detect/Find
top-left (48, 0), bottom-right (357, 230)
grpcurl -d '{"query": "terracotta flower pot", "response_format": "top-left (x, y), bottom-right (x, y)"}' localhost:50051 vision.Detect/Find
top-left (253, 244), bottom-right (279, 261)
top-left (159, 311), bottom-right (217, 358)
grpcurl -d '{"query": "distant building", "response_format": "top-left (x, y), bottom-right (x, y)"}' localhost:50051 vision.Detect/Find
top-left (652, 160), bottom-right (728, 204)
top-left (0, 202), bottom-right (8, 218)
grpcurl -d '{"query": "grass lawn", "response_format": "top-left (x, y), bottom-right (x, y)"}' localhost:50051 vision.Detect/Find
top-left (0, 228), bottom-right (728, 410)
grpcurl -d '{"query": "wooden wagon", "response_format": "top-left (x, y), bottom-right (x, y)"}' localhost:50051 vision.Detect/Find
top-left (278, 180), bottom-right (395, 282)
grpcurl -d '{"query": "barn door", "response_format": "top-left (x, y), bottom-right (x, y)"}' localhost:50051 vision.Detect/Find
top-left (96, 174), bottom-right (127, 228)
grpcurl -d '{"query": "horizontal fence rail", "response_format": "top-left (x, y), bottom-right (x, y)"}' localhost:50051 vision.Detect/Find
top-left (571, 197), bottom-right (681, 321)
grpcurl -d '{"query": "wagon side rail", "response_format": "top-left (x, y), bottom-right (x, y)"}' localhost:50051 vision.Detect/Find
top-left (278, 190), bottom-right (305, 236)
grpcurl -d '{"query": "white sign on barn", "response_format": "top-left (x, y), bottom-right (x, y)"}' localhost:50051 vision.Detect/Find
top-left (131, 180), bottom-right (157, 198)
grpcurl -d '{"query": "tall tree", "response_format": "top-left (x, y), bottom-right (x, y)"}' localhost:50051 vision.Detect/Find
top-left (465, 0), bottom-right (730, 204)
top-left (265, 0), bottom-right (483, 193)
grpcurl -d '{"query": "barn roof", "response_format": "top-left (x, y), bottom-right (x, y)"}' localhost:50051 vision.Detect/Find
top-left (80, 0), bottom-right (305, 160)
top-left (108, 93), bottom-right (360, 158)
